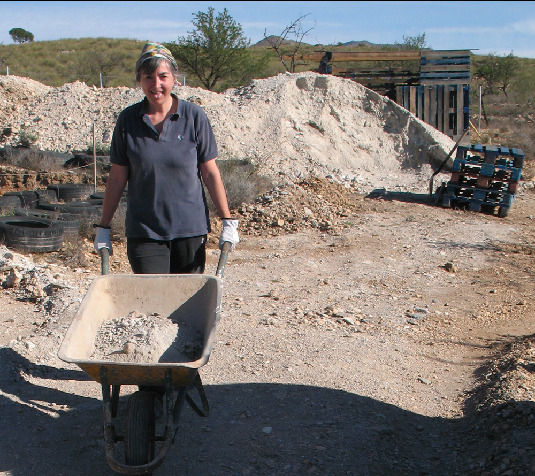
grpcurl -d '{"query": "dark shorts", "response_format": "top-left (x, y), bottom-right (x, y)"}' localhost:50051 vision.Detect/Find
top-left (126, 235), bottom-right (206, 274)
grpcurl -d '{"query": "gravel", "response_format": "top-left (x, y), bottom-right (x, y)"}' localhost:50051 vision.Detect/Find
top-left (0, 73), bottom-right (533, 475)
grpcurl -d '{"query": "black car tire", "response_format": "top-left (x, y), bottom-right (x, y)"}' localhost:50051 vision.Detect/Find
top-left (0, 216), bottom-right (64, 253)
top-left (47, 183), bottom-right (92, 202)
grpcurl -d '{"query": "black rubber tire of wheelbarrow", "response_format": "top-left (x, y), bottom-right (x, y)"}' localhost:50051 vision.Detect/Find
top-left (124, 391), bottom-right (156, 468)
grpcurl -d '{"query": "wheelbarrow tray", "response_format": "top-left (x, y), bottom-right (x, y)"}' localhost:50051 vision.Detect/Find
top-left (58, 273), bottom-right (222, 387)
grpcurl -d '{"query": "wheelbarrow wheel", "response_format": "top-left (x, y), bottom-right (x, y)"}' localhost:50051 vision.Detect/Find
top-left (124, 391), bottom-right (156, 467)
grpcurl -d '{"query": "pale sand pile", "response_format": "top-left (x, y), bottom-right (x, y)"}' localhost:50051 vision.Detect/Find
top-left (0, 72), bottom-right (455, 193)
top-left (91, 310), bottom-right (204, 364)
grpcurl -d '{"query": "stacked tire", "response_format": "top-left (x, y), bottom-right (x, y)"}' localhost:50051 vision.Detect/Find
top-left (0, 216), bottom-right (64, 253)
top-left (0, 183), bottom-right (98, 253)
top-left (47, 183), bottom-right (93, 202)
top-left (14, 208), bottom-right (81, 237)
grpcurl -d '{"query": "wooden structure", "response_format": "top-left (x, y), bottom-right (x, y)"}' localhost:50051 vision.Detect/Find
top-left (396, 50), bottom-right (471, 141)
top-left (300, 49), bottom-right (471, 141)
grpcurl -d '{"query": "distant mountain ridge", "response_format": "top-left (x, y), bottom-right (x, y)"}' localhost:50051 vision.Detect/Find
top-left (252, 37), bottom-right (402, 49)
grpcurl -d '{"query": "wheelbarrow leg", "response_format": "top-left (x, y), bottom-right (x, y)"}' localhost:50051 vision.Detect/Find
top-left (111, 385), bottom-right (120, 418)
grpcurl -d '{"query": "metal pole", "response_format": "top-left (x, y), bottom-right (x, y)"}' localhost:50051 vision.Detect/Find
top-left (100, 72), bottom-right (103, 88)
top-left (478, 86), bottom-right (482, 133)
top-left (93, 123), bottom-right (97, 194)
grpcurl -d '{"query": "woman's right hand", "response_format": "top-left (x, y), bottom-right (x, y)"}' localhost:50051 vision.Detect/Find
top-left (93, 225), bottom-right (113, 255)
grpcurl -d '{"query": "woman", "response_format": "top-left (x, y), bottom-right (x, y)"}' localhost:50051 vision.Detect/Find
top-left (93, 42), bottom-right (239, 274)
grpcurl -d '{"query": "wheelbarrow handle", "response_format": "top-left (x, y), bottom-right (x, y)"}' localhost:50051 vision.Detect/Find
top-left (216, 241), bottom-right (232, 279)
top-left (100, 243), bottom-right (229, 278)
top-left (99, 247), bottom-right (110, 276)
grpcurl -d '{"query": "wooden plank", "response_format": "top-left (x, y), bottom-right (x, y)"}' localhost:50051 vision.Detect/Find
top-left (420, 64), bottom-right (471, 72)
top-left (437, 85), bottom-right (444, 132)
top-left (423, 86), bottom-right (430, 124)
top-left (420, 72), bottom-right (470, 80)
top-left (417, 86), bottom-right (423, 119)
top-left (419, 79), bottom-right (471, 86)
top-left (456, 84), bottom-right (464, 134)
top-left (396, 86), bottom-right (402, 104)
top-left (293, 51), bottom-right (422, 62)
top-left (421, 50), bottom-right (472, 58)
top-left (421, 57), bottom-right (471, 66)
top-left (331, 51), bottom-right (421, 61)
top-left (409, 86), bottom-right (417, 114)
top-left (430, 86), bottom-right (437, 128)
top-left (444, 86), bottom-right (452, 136)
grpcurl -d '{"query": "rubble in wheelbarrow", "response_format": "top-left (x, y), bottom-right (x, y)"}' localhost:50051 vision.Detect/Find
top-left (90, 310), bottom-right (204, 364)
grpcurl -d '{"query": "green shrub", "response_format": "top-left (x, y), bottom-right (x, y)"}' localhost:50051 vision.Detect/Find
top-left (16, 127), bottom-right (38, 148)
top-left (86, 141), bottom-right (111, 156)
top-left (205, 158), bottom-right (272, 213)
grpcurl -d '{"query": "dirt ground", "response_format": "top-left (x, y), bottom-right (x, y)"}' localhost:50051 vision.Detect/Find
top-left (0, 178), bottom-right (534, 476)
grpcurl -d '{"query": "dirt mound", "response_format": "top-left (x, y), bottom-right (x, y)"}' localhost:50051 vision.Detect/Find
top-left (0, 73), bottom-right (455, 193)
top-left (461, 335), bottom-right (535, 475)
top-left (214, 73), bottom-right (454, 182)
top-left (0, 76), bottom-right (51, 132)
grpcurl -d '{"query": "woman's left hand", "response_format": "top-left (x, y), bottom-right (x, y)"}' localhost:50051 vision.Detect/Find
top-left (219, 219), bottom-right (239, 250)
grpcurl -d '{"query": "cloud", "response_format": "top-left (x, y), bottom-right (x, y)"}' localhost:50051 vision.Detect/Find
top-left (510, 18), bottom-right (535, 34)
top-left (427, 25), bottom-right (494, 35)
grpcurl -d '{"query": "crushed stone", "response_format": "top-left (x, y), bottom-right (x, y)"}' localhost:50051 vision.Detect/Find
top-left (0, 72), bottom-right (455, 194)
top-left (90, 310), bottom-right (204, 364)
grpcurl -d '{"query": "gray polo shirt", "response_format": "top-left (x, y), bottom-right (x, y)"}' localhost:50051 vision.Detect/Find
top-left (110, 95), bottom-right (217, 240)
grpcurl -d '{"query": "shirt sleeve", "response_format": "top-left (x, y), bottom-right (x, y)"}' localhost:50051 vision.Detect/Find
top-left (194, 107), bottom-right (218, 164)
top-left (110, 111), bottom-right (129, 166)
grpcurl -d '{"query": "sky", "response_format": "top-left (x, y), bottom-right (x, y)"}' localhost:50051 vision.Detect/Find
top-left (1, 1), bottom-right (535, 58)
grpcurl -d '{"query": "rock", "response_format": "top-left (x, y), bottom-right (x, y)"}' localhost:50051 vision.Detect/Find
top-left (3, 268), bottom-right (22, 288)
top-left (443, 262), bottom-right (455, 272)
top-left (123, 342), bottom-right (135, 354)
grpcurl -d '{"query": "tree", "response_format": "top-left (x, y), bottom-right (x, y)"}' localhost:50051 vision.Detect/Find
top-left (74, 49), bottom-right (124, 87)
top-left (9, 28), bottom-right (34, 44)
top-left (397, 33), bottom-right (429, 50)
top-left (0, 43), bottom-right (12, 68)
top-left (262, 14), bottom-right (316, 73)
top-left (167, 7), bottom-right (254, 91)
top-left (474, 52), bottom-right (519, 124)
top-left (475, 52), bottom-right (518, 97)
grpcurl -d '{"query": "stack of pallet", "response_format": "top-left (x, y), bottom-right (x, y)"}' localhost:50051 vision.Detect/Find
top-left (441, 144), bottom-right (524, 217)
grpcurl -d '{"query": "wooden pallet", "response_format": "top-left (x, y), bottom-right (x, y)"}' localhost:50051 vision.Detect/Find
top-left (441, 143), bottom-right (523, 218)
top-left (451, 159), bottom-right (522, 194)
top-left (456, 144), bottom-right (525, 168)
top-left (441, 184), bottom-right (514, 217)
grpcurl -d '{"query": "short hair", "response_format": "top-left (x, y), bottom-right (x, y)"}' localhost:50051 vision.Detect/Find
top-left (136, 56), bottom-right (179, 82)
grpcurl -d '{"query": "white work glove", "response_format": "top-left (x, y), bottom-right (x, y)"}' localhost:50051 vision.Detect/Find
top-left (219, 219), bottom-right (239, 251)
top-left (93, 225), bottom-right (113, 255)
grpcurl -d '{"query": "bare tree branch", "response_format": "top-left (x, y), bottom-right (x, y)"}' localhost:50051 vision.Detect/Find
top-left (263, 14), bottom-right (316, 73)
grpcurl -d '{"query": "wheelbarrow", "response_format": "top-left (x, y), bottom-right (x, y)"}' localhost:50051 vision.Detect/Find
top-left (58, 243), bottom-right (231, 475)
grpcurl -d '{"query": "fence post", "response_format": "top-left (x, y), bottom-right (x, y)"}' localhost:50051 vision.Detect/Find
top-left (478, 86), bottom-right (482, 133)
top-left (93, 123), bottom-right (97, 194)
top-left (6, 66), bottom-right (9, 76)
top-left (100, 73), bottom-right (103, 88)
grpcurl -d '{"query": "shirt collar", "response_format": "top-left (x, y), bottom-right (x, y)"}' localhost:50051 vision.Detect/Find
top-left (139, 93), bottom-right (181, 119)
